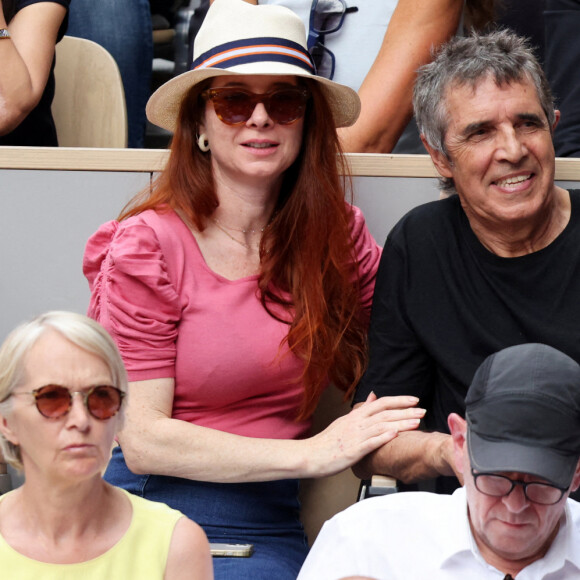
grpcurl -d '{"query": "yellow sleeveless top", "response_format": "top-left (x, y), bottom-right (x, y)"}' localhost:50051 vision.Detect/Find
top-left (0, 489), bottom-right (184, 579)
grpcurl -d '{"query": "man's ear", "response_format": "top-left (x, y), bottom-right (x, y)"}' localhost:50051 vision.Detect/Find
top-left (420, 136), bottom-right (454, 179)
top-left (569, 459), bottom-right (580, 493)
top-left (552, 109), bottom-right (561, 133)
top-left (447, 413), bottom-right (467, 476)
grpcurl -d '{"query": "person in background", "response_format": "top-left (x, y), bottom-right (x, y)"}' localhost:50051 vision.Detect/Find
top-left (258, 0), bottom-right (495, 154)
top-left (83, 1), bottom-right (424, 578)
top-left (300, 344), bottom-right (580, 579)
top-left (0, 311), bottom-right (212, 579)
top-left (544, 0), bottom-right (580, 157)
top-left (492, 0), bottom-right (580, 158)
top-left (494, 0), bottom-right (545, 63)
top-left (0, 0), bottom-right (69, 145)
top-left (67, 0), bottom-right (153, 148)
top-left (337, 0), bottom-right (497, 153)
top-left (353, 30), bottom-right (580, 498)
top-left (337, 0), bottom-right (464, 153)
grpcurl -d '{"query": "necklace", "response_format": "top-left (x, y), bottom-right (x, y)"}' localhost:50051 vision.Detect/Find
top-left (212, 217), bottom-right (266, 234)
top-left (212, 219), bottom-right (260, 251)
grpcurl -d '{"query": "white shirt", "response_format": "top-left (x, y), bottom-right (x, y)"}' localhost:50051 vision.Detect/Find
top-left (297, 488), bottom-right (580, 580)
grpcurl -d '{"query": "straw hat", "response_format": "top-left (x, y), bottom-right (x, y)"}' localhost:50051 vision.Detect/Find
top-left (146, 0), bottom-right (360, 132)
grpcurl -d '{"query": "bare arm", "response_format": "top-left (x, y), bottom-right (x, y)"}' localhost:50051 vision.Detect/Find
top-left (0, 1), bottom-right (66, 135)
top-left (118, 379), bottom-right (425, 483)
top-left (165, 517), bottom-right (213, 580)
top-left (338, 0), bottom-right (463, 153)
top-left (351, 401), bottom-right (459, 484)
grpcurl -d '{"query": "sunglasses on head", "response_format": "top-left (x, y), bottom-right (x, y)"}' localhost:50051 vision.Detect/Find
top-left (308, 0), bottom-right (358, 79)
top-left (201, 87), bottom-right (310, 126)
top-left (15, 384), bottom-right (125, 420)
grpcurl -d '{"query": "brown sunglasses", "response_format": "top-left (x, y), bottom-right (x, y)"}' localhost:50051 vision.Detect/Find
top-left (202, 87), bottom-right (310, 126)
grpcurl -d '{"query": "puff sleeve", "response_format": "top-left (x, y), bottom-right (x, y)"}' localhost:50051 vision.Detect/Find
top-left (83, 217), bottom-right (182, 381)
top-left (350, 205), bottom-right (382, 324)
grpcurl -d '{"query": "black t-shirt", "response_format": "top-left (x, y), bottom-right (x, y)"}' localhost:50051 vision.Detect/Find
top-left (0, 0), bottom-right (70, 146)
top-left (354, 190), bottom-right (580, 492)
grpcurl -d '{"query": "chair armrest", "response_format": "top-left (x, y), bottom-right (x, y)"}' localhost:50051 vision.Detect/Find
top-left (0, 473), bottom-right (12, 495)
top-left (358, 475), bottom-right (398, 500)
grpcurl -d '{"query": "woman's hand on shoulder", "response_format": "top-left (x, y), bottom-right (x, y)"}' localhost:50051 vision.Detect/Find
top-left (165, 517), bottom-right (213, 580)
top-left (305, 392), bottom-right (425, 478)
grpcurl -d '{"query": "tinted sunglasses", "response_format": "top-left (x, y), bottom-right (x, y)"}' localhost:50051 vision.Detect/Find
top-left (202, 87), bottom-right (310, 126)
top-left (16, 384), bottom-right (125, 420)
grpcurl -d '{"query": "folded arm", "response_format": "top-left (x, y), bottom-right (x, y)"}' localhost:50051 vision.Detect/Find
top-left (0, 2), bottom-right (66, 135)
top-left (118, 378), bottom-right (425, 483)
top-left (339, 0), bottom-right (463, 153)
top-left (351, 418), bottom-right (458, 484)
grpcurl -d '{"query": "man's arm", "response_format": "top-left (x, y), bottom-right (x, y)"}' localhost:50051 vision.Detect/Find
top-left (353, 214), bottom-right (469, 485)
top-left (353, 234), bottom-right (445, 483)
top-left (351, 424), bottom-right (459, 484)
top-left (339, 0), bottom-right (463, 153)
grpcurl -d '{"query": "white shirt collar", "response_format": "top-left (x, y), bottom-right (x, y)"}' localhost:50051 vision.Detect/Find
top-left (438, 488), bottom-right (580, 577)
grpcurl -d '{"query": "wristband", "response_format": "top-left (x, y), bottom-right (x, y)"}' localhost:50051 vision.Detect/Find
top-left (0, 29), bottom-right (11, 39)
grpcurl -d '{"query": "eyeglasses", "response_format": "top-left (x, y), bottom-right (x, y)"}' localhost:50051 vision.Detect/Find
top-left (308, 0), bottom-right (358, 79)
top-left (11, 384), bottom-right (125, 421)
top-left (471, 469), bottom-right (567, 505)
top-left (202, 87), bottom-right (310, 126)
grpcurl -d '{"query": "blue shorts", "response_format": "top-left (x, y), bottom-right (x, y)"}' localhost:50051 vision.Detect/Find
top-left (105, 446), bottom-right (309, 579)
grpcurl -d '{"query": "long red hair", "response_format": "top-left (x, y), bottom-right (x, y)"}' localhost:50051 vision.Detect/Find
top-left (119, 79), bottom-right (367, 419)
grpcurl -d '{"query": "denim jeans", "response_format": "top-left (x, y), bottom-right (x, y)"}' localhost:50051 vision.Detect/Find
top-left (105, 446), bottom-right (310, 579)
top-left (67, 0), bottom-right (153, 148)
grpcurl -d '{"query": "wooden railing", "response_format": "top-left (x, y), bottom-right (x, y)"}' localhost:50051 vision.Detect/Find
top-left (2, 148), bottom-right (580, 181)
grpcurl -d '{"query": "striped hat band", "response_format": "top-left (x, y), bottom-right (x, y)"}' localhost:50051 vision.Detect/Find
top-left (192, 37), bottom-right (315, 74)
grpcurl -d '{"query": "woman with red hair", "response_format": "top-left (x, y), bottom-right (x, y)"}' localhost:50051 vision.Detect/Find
top-left (83, 0), bottom-right (423, 577)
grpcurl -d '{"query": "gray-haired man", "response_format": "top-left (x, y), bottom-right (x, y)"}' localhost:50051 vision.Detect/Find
top-left (353, 30), bottom-right (580, 496)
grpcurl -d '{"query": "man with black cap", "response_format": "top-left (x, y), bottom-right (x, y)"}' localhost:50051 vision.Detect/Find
top-left (298, 343), bottom-right (580, 579)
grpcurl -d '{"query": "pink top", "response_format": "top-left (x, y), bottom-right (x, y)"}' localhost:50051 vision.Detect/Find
top-left (84, 207), bottom-right (381, 440)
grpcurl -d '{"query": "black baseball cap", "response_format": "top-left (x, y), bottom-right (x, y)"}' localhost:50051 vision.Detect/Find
top-left (466, 343), bottom-right (580, 489)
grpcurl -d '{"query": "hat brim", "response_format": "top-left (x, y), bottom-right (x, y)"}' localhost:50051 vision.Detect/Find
top-left (468, 429), bottom-right (577, 490)
top-left (146, 63), bottom-right (361, 132)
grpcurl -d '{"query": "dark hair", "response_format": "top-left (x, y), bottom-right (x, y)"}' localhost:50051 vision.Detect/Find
top-left (119, 78), bottom-right (368, 419)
